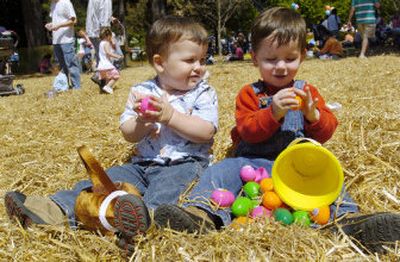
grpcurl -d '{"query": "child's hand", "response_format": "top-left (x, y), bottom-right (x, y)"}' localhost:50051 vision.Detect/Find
top-left (271, 87), bottom-right (299, 121)
top-left (141, 94), bottom-right (175, 125)
top-left (294, 85), bottom-right (320, 123)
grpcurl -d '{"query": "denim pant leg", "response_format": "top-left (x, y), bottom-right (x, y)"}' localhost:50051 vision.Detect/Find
top-left (183, 157), bottom-right (274, 226)
top-left (330, 187), bottom-right (359, 219)
top-left (143, 159), bottom-right (208, 210)
top-left (53, 44), bottom-right (68, 78)
top-left (50, 163), bottom-right (147, 229)
top-left (50, 179), bottom-right (92, 229)
top-left (60, 43), bottom-right (81, 89)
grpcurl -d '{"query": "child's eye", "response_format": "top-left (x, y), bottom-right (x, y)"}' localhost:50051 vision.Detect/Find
top-left (185, 58), bottom-right (195, 63)
top-left (286, 58), bottom-right (297, 62)
top-left (200, 58), bottom-right (206, 65)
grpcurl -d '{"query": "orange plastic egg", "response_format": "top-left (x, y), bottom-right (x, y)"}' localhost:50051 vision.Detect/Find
top-left (294, 95), bottom-right (304, 110)
top-left (260, 178), bottom-right (274, 193)
top-left (262, 191), bottom-right (283, 210)
top-left (310, 206), bottom-right (330, 225)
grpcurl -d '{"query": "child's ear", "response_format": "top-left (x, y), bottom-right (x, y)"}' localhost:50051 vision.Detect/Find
top-left (250, 50), bottom-right (258, 66)
top-left (152, 54), bottom-right (164, 73)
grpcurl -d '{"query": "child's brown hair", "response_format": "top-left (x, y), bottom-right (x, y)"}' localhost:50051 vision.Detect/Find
top-left (251, 7), bottom-right (307, 52)
top-left (100, 27), bottom-right (112, 40)
top-left (145, 16), bottom-right (208, 65)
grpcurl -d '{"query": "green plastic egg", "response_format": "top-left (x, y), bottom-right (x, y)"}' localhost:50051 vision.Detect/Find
top-left (273, 208), bottom-right (294, 225)
top-left (293, 210), bottom-right (311, 227)
top-left (231, 197), bottom-right (252, 217)
top-left (243, 182), bottom-right (261, 199)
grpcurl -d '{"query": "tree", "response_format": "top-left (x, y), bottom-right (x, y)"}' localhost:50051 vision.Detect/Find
top-left (175, 0), bottom-right (247, 56)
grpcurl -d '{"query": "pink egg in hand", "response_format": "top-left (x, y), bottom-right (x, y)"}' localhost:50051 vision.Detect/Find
top-left (254, 167), bottom-right (270, 183)
top-left (211, 188), bottom-right (235, 207)
top-left (240, 165), bottom-right (256, 182)
top-left (251, 205), bottom-right (272, 219)
top-left (140, 97), bottom-right (157, 113)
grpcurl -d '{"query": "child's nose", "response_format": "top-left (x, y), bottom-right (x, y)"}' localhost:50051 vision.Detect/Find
top-left (275, 60), bottom-right (286, 69)
top-left (193, 60), bottom-right (202, 71)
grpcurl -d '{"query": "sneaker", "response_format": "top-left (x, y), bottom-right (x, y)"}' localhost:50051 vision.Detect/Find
top-left (102, 85), bottom-right (113, 94)
top-left (154, 204), bottom-right (216, 234)
top-left (4, 191), bottom-right (47, 228)
top-left (113, 194), bottom-right (150, 255)
top-left (334, 212), bottom-right (400, 254)
top-left (90, 74), bottom-right (101, 85)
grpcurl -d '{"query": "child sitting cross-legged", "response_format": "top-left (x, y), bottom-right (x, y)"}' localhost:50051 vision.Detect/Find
top-left (153, 7), bottom-right (400, 255)
top-left (5, 16), bottom-right (218, 256)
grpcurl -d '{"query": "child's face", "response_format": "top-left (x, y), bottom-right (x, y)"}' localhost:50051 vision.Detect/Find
top-left (251, 37), bottom-right (305, 88)
top-left (154, 39), bottom-right (207, 92)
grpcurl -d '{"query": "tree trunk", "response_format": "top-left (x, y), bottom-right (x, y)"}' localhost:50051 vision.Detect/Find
top-left (217, 0), bottom-right (222, 56)
top-left (150, 0), bottom-right (167, 22)
top-left (21, 0), bottom-right (47, 47)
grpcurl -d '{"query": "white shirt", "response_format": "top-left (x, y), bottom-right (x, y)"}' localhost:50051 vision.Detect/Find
top-left (50, 0), bottom-right (76, 44)
top-left (121, 78), bottom-right (218, 164)
top-left (86, 0), bottom-right (113, 38)
top-left (97, 40), bottom-right (115, 71)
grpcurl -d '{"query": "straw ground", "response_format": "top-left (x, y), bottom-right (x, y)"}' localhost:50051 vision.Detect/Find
top-left (0, 55), bottom-right (399, 260)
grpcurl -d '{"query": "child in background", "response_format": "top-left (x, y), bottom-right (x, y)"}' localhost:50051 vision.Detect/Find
top-left (76, 29), bottom-right (93, 73)
top-left (39, 54), bottom-right (52, 74)
top-left (154, 7), bottom-right (400, 254)
top-left (316, 31), bottom-right (343, 59)
top-left (5, 16), bottom-right (218, 256)
top-left (97, 27), bottom-right (123, 94)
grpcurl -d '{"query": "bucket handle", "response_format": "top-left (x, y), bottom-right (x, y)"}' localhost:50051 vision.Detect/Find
top-left (287, 137), bottom-right (321, 148)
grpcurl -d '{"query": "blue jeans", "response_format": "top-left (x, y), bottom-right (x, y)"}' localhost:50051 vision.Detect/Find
top-left (53, 43), bottom-right (81, 89)
top-left (50, 157), bottom-right (208, 229)
top-left (183, 157), bottom-right (358, 226)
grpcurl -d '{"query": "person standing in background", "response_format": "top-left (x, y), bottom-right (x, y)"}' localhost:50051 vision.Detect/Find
top-left (347, 0), bottom-right (380, 58)
top-left (45, 0), bottom-right (81, 89)
top-left (86, 0), bottom-right (113, 85)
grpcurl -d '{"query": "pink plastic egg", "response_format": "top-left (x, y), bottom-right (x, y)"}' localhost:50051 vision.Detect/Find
top-left (240, 165), bottom-right (256, 182)
top-left (251, 206), bottom-right (272, 219)
top-left (140, 97), bottom-right (156, 113)
top-left (211, 188), bottom-right (235, 207)
top-left (254, 167), bottom-right (270, 183)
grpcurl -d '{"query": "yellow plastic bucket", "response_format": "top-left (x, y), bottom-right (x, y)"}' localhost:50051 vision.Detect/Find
top-left (272, 138), bottom-right (343, 211)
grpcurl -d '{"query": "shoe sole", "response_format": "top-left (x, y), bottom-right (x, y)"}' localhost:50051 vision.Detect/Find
top-left (154, 204), bottom-right (214, 234)
top-left (4, 191), bottom-right (46, 227)
top-left (340, 212), bottom-right (400, 253)
top-left (113, 194), bottom-right (150, 239)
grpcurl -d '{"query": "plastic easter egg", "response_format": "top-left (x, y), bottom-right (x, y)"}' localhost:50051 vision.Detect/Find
top-left (262, 191), bottom-right (283, 210)
top-left (273, 208), bottom-right (294, 225)
top-left (251, 199), bottom-right (261, 209)
top-left (260, 178), bottom-right (274, 193)
top-left (293, 210), bottom-right (311, 227)
top-left (243, 182), bottom-right (261, 199)
top-left (251, 206), bottom-right (272, 219)
top-left (240, 165), bottom-right (256, 182)
top-left (294, 95), bottom-right (304, 110)
top-left (254, 167), bottom-right (270, 183)
top-left (310, 206), bottom-right (330, 225)
top-left (231, 197), bottom-right (253, 217)
top-left (210, 188), bottom-right (235, 207)
top-left (140, 97), bottom-right (157, 113)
